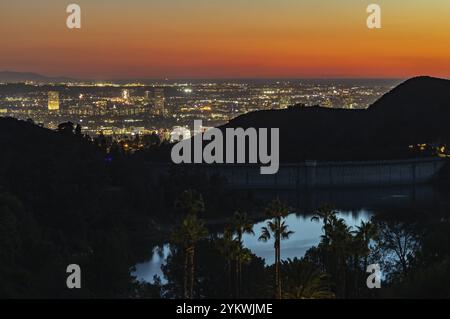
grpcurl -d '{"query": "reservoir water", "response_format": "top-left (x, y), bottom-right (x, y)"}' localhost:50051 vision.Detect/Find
top-left (133, 184), bottom-right (447, 283)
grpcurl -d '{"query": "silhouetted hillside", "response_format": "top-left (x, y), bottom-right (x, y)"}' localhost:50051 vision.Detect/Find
top-left (0, 71), bottom-right (74, 83)
top-left (0, 117), bottom-right (161, 298)
top-left (139, 76), bottom-right (449, 163)
top-left (0, 117), bottom-right (244, 297)
top-left (215, 76), bottom-right (450, 162)
top-left (369, 76), bottom-right (450, 115)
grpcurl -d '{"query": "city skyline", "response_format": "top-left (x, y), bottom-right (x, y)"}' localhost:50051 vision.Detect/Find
top-left (1, 0), bottom-right (450, 79)
top-left (1, 76), bottom-right (395, 137)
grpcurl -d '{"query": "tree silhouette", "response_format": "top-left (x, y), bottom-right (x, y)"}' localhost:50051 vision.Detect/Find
top-left (216, 226), bottom-right (236, 297)
top-left (230, 211), bottom-right (254, 298)
top-left (355, 220), bottom-right (378, 270)
top-left (171, 190), bottom-right (208, 299)
top-left (175, 189), bottom-right (205, 216)
top-left (258, 199), bottom-right (293, 299)
top-left (75, 124), bottom-right (82, 137)
top-left (324, 214), bottom-right (353, 298)
top-left (311, 205), bottom-right (337, 246)
top-left (281, 258), bottom-right (334, 299)
top-left (57, 122), bottom-right (74, 135)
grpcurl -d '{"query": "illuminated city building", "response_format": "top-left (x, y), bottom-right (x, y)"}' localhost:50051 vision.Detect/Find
top-left (0, 80), bottom-right (391, 140)
top-left (48, 91), bottom-right (60, 111)
top-left (122, 89), bottom-right (130, 102)
top-left (154, 87), bottom-right (166, 116)
top-left (279, 96), bottom-right (291, 109)
top-left (144, 90), bottom-right (151, 103)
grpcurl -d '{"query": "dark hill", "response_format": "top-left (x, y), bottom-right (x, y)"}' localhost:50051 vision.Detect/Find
top-left (0, 71), bottom-right (74, 83)
top-left (135, 76), bottom-right (450, 163)
top-left (369, 76), bottom-right (450, 116)
top-left (0, 117), bottom-right (109, 218)
top-left (216, 76), bottom-right (450, 162)
top-left (0, 117), bottom-right (166, 297)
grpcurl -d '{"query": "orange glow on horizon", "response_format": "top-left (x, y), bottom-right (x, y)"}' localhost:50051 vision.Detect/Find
top-left (1, 0), bottom-right (450, 79)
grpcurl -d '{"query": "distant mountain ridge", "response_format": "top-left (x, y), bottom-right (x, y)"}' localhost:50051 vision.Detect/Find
top-left (0, 71), bottom-right (75, 83)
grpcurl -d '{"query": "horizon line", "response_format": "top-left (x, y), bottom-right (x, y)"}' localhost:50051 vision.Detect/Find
top-left (0, 70), bottom-right (415, 81)
top-left (2, 70), bottom-right (449, 83)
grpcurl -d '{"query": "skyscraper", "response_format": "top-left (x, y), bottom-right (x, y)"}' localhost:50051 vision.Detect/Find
top-left (122, 89), bottom-right (130, 102)
top-left (154, 87), bottom-right (166, 116)
top-left (143, 90), bottom-right (151, 106)
top-left (48, 91), bottom-right (60, 111)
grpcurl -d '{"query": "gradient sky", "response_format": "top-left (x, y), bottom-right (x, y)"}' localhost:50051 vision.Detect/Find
top-left (1, 0), bottom-right (450, 79)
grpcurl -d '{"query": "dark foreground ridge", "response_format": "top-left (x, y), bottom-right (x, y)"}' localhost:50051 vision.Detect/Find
top-left (1, 77), bottom-right (450, 299)
top-left (218, 76), bottom-right (450, 162)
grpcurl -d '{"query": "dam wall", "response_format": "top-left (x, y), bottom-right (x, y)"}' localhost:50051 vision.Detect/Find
top-left (179, 157), bottom-right (447, 189)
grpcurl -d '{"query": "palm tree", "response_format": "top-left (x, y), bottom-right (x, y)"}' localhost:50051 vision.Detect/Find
top-left (326, 214), bottom-right (353, 298)
top-left (231, 211), bottom-right (254, 246)
top-left (259, 199), bottom-right (293, 299)
top-left (348, 220), bottom-right (377, 297)
top-left (175, 189), bottom-right (205, 216)
top-left (171, 190), bottom-right (208, 299)
top-left (171, 213), bottom-right (208, 299)
top-left (231, 245), bottom-right (253, 298)
top-left (230, 211), bottom-right (254, 298)
top-left (216, 226), bottom-right (236, 297)
top-left (281, 258), bottom-right (335, 299)
top-left (354, 220), bottom-right (378, 270)
top-left (311, 205), bottom-right (338, 286)
top-left (311, 205), bottom-right (337, 246)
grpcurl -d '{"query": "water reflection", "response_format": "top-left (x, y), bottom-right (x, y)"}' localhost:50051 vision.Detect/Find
top-left (133, 209), bottom-right (372, 283)
top-left (133, 183), bottom-right (447, 283)
top-left (242, 209), bottom-right (372, 265)
top-left (134, 245), bottom-right (171, 284)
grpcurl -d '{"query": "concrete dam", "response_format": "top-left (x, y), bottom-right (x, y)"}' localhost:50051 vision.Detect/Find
top-left (171, 157), bottom-right (447, 189)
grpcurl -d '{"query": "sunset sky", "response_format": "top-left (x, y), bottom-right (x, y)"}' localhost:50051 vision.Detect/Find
top-left (1, 0), bottom-right (450, 79)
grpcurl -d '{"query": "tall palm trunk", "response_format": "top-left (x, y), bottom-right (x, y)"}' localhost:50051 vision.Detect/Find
top-left (189, 246), bottom-right (195, 299)
top-left (235, 257), bottom-right (240, 298)
top-left (239, 259), bottom-right (243, 297)
top-left (276, 239), bottom-right (281, 299)
top-left (273, 241), bottom-right (278, 298)
top-left (227, 259), bottom-right (232, 298)
top-left (274, 237), bottom-right (282, 299)
top-left (353, 254), bottom-right (360, 298)
top-left (339, 253), bottom-right (347, 298)
top-left (276, 216), bottom-right (282, 299)
top-left (184, 250), bottom-right (189, 299)
top-left (236, 232), bottom-right (242, 299)
top-left (258, 200), bottom-right (293, 300)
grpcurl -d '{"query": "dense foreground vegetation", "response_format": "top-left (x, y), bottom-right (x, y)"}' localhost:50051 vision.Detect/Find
top-left (155, 190), bottom-right (450, 299)
top-left (1, 117), bottom-right (450, 298)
